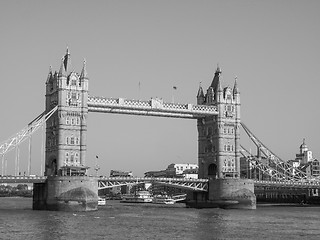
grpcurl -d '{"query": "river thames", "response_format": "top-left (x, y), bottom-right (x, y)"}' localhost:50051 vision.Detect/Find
top-left (0, 197), bottom-right (320, 240)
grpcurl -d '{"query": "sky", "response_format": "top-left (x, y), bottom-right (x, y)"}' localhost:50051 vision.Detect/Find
top-left (0, 0), bottom-right (319, 177)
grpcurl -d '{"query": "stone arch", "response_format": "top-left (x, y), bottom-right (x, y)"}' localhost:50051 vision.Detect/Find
top-left (208, 163), bottom-right (217, 179)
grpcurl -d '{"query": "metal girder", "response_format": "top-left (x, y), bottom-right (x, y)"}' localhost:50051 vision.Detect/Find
top-left (0, 106), bottom-right (58, 155)
top-left (88, 96), bottom-right (218, 119)
top-left (240, 122), bottom-right (318, 183)
top-left (98, 177), bottom-right (208, 191)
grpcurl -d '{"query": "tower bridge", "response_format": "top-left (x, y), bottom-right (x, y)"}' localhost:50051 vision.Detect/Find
top-left (1, 48), bottom-right (319, 210)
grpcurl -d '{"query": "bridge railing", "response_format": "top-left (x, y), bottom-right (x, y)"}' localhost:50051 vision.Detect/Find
top-left (97, 176), bottom-right (209, 191)
top-left (87, 96), bottom-right (217, 118)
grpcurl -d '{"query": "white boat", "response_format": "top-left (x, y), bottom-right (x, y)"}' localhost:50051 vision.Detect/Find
top-left (152, 195), bottom-right (175, 205)
top-left (121, 191), bottom-right (153, 203)
top-left (98, 197), bottom-right (106, 206)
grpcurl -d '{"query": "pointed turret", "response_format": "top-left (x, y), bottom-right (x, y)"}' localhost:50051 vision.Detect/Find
top-left (233, 76), bottom-right (239, 95)
top-left (63, 47), bottom-right (72, 73)
top-left (58, 57), bottom-right (67, 77)
top-left (79, 59), bottom-right (89, 91)
top-left (210, 64), bottom-right (222, 91)
top-left (46, 65), bottom-right (53, 84)
top-left (80, 59), bottom-right (88, 80)
top-left (196, 82), bottom-right (205, 105)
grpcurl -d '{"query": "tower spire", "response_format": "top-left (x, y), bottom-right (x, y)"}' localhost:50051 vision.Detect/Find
top-left (197, 82), bottom-right (204, 98)
top-left (233, 76), bottom-right (239, 94)
top-left (63, 47), bottom-right (72, 74)
top-left (80, 59), bottom-right (88, 79)
top-left (58, 57), bottom-right (66, 77)
top-left (46, 65), bottom-right (53, 84)
top-left (211, 64), bottom-right (222, 91)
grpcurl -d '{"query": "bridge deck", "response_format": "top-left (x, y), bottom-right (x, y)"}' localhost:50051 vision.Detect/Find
top-left (88, 96), bottom-right (218, 118)
top-left (1, 176), bottom-right (320, 190)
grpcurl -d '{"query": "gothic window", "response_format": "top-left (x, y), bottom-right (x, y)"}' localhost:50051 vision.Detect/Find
top-left (75, 137), bottom-right (79, 145)
top-left (70, 154), bottom-right (74, 163)
top-left (71, 118), bottom-right (75, 125)
top-left (65, 152), bottom-right (69, 162)
top-left (66, 117), bottom-right (70, 125)
top-left (70, 137), bottom-right (74, 145)
top-left (76, 117), bottom-right (80, 125)
top-left (71, 79), bottom-right (77, 86)
top-left (66, 137), bottom-right (69, 145)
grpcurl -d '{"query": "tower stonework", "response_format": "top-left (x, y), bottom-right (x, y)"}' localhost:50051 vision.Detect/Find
top-left (33, 49), bottom-right (98, 211)
top-left (197, 67), bottom-right (241, 179)
top-left (45, 48), bottom-right (89, 176)
top-left (187, 66), bottom-right (256, 209)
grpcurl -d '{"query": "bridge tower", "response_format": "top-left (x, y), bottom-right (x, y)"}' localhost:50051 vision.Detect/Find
top-left (33, 49), bottom-right (98, 211)
top-left (197, 66), bottom-right (241, 179)
top-left (45, 48), bottom-right (89, 176)
top-left (188, 66), bottom-right (256, 209)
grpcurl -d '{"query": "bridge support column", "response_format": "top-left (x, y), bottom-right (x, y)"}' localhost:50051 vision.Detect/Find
top-left (208, 178), bottom-right (256, 209)
top-left (186, 179), bottom-right (256, 209)
top-left (33, 176), bottom-right (98, 211)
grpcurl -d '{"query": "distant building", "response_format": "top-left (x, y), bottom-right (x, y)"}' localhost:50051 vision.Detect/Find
top-left (166, 163), bottom-right (198, 176)
top-left (144, 170), bottom-right (173, 178)
top-left (110, 170), bottom-right (133, 177)
top-left (295, 138), bottom-right (313, 164)
top-left (288, 139), bottom-right (319, 177)
top-left (182, 168), bottom-right (198, 179)
top-left (144, 163), bottom-right (198, 179)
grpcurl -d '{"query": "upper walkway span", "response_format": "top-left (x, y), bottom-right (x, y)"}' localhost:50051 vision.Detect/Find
top-left (88, 96), bottom-right (218, 119)
top-left (1, 176), bottom-right (320, 190)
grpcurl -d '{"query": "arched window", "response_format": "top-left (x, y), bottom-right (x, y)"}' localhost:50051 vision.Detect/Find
top-left (208, 163), bottom-right (217, 178)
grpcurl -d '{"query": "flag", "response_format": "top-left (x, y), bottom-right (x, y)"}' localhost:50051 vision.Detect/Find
top-left (173, 86), bottom-right (177, 90)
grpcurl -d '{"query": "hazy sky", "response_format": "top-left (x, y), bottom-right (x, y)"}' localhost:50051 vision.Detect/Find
top-left (0, 0), bottom-right (319, 177)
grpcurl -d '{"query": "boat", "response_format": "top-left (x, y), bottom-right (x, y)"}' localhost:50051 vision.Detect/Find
top-left (121, 191), bottom-right (153, 203)
top-left (152, 195), bottom-right (175, 205)
top-left (98, 197), bottom-right (106, 206)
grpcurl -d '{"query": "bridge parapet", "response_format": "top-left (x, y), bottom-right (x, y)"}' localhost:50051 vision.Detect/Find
top-left (88, 96), bottom-right (218, 118)
top-left (254, 180), bottom-right (320, 188)
top-left (0, 176), bottom-right (47, 184)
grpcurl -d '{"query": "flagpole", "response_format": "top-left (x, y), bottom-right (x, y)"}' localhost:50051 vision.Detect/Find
top-left (172, 86), bottom-right (177, 103)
